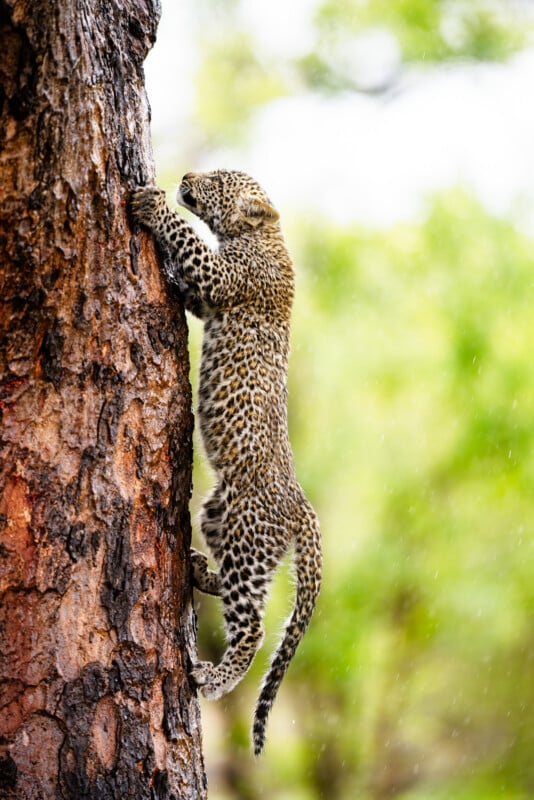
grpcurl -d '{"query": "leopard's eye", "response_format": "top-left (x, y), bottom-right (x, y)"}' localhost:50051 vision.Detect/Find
top-left (207, 173), bottom-right (223, 185)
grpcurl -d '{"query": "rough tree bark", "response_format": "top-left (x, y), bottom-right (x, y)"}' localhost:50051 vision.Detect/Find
top-left (0, 1), bottom-right (207, 798)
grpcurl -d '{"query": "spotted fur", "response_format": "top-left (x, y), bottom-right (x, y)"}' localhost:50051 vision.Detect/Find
top-left (131, 170), bottom-right (322, 755)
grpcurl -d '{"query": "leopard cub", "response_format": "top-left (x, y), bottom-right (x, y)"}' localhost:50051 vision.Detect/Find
top-left (132, 170), bottom-right (322, 755)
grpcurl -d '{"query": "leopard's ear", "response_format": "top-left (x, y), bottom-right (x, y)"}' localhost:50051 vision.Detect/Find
top-left (238, 194), bottom-right (280, 227)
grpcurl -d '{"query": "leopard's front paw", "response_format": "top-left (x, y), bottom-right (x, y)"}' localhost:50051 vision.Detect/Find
top-left (130, 186), bottom-right (167, 229)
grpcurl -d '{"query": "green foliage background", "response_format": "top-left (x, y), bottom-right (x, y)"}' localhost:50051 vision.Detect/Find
top-left (154, 2), bottom-right (534, 797)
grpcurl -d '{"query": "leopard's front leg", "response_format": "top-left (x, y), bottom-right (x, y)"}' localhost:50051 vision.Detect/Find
top-left (131, 186), bottom-right (207, 313)
top-left (131, 186), bottom-right (248, 313)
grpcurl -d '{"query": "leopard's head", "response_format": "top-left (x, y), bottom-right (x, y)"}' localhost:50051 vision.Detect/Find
top-left (177, 170), bottom-right (280, 237)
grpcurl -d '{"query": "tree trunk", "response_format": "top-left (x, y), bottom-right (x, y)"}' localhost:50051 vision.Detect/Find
top-left (0, 2), bottom-right (206, 798)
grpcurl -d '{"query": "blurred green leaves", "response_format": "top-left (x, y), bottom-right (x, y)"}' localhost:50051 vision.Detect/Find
top-left (302, 0), bottom-right (526, 91)
top-left (314, 0), bottom-right (525, 62)
top-left (279, 189), bottom-right (534, 798)
top-left (194, 31), bottom-right (286, 145)
top-left (189, 0), bottom-right (527, 149)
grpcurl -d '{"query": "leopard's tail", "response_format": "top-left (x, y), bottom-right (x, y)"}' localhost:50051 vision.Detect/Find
top-left (252, 507), bottom-right (322, 756)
